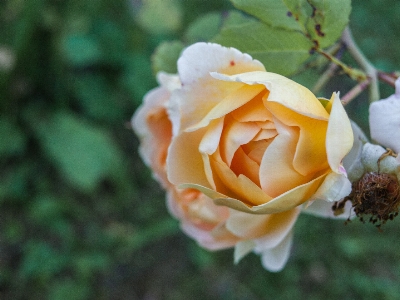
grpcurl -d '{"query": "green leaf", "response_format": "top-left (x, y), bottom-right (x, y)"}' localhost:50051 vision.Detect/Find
top-left (184, 12), bottom-right (222, 44)
top-left (151, 40), bottom-right (184, 74)
top-left (231, 0), bottom-right (303, 31)
top-left (212, 20), bottom-right (313, 76)
top-left (33, 111), bottom-right (124, 192)
top-left (231, 0), bottom-right (351, 48)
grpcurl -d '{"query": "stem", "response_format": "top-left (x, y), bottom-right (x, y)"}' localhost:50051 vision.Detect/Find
top-left (341, 78), bottom-right (371, 106)
top-left (312, 61), bottom-right (339, 95)
top-left (378, 72), bottom-right (397, 87)
top-left (341, 27), bottom-right (380, 102)
top-left (312, 44), bottom-right (345, 94)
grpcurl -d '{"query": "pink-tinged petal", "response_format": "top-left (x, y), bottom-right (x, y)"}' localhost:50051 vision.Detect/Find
top-left (369, 78), bottom-right (400, 153)
top-left (326, 92), bottom-right (354, 173)
top-left (177, 42), bottom-right (265, 86)
top-left (213, 71), bottom-right (329, 120)
top-left (167, 129), bottom-right (211, 188)
top-left (259, 118), bottom-right (315, 197)
top-left (213, 172), bottom-right (328, 214)
top-left (219, 116), bottom-right (260, 165)
top-left (187, 84), bottom-right (267, 131)
top-left (255, 231), bottom-right (293, 272)
top-left (226, 207), bottom-right (300, 241)
top-left (266, 101), bottom-right (329, 176)
top-left (181, 222), bottom-right (237, 250)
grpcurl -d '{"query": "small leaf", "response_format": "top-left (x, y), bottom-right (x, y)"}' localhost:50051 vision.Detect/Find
top-left (151, 40), bottom-right (184, 74)
top-left (213, 20), bottom-right (313, 76)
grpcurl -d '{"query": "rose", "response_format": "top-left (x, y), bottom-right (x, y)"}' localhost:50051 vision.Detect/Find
top-left (369, 77), bottom-right (400, 161)
top-left (132, 43), bottom-right (353, 271)
top-left (133, 72), bottom-right (302, 271)
top-left (167, 42), bottom-right (354, 215)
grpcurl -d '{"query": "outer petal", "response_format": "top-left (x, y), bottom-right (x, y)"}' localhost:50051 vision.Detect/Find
top-left (177, 42), bottom-right (265, 86)
top-left (226, 207), bottom-right (300, 240)
top-left (167, 129), bottom-right (211, 188)
top-left (308, 171), bottom-right (351, 203)
top-left (343, 121), bottom-right (368, 182)
top-left (254, 231), bottom-right (294, 272)
top-left (175, 43), bottom-right (266, 131)
top-left (369, 78), bottom-right (400, 153)
top-left (326, 92), bottom-right (354, 174)
top-left (302, 198), bottom-right (353, 219)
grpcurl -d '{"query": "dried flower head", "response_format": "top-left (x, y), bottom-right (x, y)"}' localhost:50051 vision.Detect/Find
top-left (333, 172), bottom-right (400, 229)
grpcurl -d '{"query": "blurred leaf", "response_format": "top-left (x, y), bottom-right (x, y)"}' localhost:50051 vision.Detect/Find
top-left (231, 0), bottom-right (351, 48)
top-left (0, 118), bottom-right (26, 156)
top-left (0, 163), bottom-right (30, 201)
top-left (184, 12), bottom-right (222, 44)
top-left (61, 34), bottom-right (103, 67)
top-left (19, 241), bottom-right (68, 282)
top-left (122, 53), bottom-right (156, 103)
top-left (213, 20), bottom-right (313, 76)
top-left (136, 0), bottom-right (182, 34)
top-left (72, 74), bottom-right (125, 122)
top-left (48, 280), bottom-right (90, 300)
top-left (28, 195), bottom-right (68, 225)
top-left (74, 253), bottom-right (110, 279)
top-left (32, 111), bottom-right (124, 191)
top-left (151, 40), bottom-right (184, 74)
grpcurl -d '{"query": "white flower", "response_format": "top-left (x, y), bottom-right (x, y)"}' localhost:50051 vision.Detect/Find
top-left (369, 77), bottom-right (400, 161)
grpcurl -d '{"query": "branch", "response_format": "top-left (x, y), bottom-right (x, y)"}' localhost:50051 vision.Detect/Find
top-left (341, 27), bottom-right (379, 102)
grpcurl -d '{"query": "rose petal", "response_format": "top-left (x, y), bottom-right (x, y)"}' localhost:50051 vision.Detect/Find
top-left (254, 231), bottom-right (294, 272)
top-left (186, 84), bottom-right (266, 131)
top-left (177, 42), bottom-right (265, 86)
top-left (308, 171), bottom-right (352, 203)
top-left (234, 240), bottom-right (256, 264)
top-left (167, 129), bottom-right (211, 188)
top-left (212, 172), bottom-right (328, 214)
top-left (302, 198), bottom-right (353, 219)
top-left (369, 80), bottom-right (400, 153)
top-left (226, 207), bottom-right (300, 242)
top-left (259, 118), bottom-right (315, 197)
top-left (265, 101), bottom-right (329, 176)
top-left (212, 71), bottom-right (330, 120)
top-left (219, 115), bottom-right (260, 165)
top-left (326, 92), bottom-right (354, 174)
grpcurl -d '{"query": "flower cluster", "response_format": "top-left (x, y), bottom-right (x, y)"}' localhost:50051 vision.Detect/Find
top-left (132, 43), bottom-right (355, 271)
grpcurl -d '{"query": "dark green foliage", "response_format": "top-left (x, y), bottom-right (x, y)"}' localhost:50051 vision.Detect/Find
top-left (1, 0), bottom-right (400, 299)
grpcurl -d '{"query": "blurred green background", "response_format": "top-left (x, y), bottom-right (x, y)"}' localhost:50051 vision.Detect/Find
top-left (1, 0), bottom-right (400, 299)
